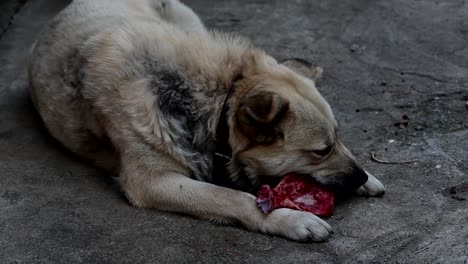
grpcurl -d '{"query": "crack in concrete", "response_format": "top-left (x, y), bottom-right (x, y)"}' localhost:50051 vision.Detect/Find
top-left (382, 66), bottom-right (468, 87)
top-left (0, 0), bottom-right (28, 41)
top-left (402, 71), bottom-right (460, 85)
top-left (447, 45), bottom-right (467, 55)
top-left (349, 53), bottom-right (467, 87)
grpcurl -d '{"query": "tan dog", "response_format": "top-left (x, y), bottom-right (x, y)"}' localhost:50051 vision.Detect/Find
top-left (28, 0), bottom-right (385, 242)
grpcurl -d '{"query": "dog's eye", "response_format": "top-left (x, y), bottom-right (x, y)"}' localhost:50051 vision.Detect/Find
top-left (311, 145), bottom-right (333, 157)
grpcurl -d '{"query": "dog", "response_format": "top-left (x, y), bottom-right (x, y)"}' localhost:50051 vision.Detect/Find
top-left (28, 0), bottom-right (385, 242)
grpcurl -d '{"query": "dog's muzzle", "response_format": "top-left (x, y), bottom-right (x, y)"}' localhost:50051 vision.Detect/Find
top-left (323, 167), bottom-right (369, 191)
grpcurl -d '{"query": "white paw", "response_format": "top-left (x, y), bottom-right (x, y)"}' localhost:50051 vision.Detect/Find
top-left (261, 208), bottom-right (333, 242)
top-left (355, 171), bottom-right (386, 196)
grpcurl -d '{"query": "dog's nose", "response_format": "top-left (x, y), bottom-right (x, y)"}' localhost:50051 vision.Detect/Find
top-left (331, 167), bottom-right (368, 190)
top-left (346, 167), bottom-right (369, 189)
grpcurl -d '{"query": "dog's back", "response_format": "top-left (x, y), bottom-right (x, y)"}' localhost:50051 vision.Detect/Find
top-left (28, 0), bottom-right (208, 170)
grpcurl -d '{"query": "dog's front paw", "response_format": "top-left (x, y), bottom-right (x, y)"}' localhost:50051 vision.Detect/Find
top-left (355, 171), bottom-right (385, 197)
top-left (261, 208), bottom-right (333, 242)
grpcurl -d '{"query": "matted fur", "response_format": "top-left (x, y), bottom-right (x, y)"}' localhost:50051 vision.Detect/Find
top-left (29, 0), bottom-right (385, 242)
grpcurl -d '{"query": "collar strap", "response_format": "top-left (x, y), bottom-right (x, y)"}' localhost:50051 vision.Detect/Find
top-left (212, 75), bottom-right (242, 184)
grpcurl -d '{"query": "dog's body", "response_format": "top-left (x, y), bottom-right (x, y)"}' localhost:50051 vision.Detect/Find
top-left (29, 0), bottom-right (385, 242)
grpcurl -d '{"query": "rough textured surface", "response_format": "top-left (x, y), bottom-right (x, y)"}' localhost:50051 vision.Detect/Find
top-left (1, 0), bottom-right (467, 263)
top-left (0, 0), bottom-right (26, 36)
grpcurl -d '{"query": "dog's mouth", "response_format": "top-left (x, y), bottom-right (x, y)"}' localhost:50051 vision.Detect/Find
top-left (257, 174), bottom-right (284, 187)
top-left (258, 172), bottom-right (321, 186)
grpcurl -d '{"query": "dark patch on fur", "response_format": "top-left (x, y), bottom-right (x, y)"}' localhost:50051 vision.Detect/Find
top-left (64, 48), bottom-right (86, 95)
top-left (158, 70), bottom-right (196, 120)
top-left (142, 59), bottom-right (215, 180)
top-left (143, 59), bottom-right (198, 138)
top-left (46, 16), bottom-right (61, 32)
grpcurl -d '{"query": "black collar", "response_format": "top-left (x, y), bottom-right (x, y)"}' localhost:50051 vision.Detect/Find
top-left (211, 75), bottom-right (242, 186)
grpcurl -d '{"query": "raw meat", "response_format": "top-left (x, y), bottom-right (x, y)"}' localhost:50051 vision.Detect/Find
top-left (256, 173), bottom-right (335, 217)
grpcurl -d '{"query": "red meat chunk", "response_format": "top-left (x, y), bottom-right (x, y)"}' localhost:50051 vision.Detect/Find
top-left (256, 173), bottom-right (335, 217)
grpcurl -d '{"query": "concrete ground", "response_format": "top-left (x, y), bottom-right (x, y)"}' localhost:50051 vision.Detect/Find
top-left (1, 0), bottom-right (467, 263)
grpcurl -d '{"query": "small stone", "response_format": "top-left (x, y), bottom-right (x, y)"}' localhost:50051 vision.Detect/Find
top-left (389, 139), bottom-right (395, 143)
top-left (394, 121), bottom-right (409, 128)
top-left (436, 165), bottom-right (441, 169)
top-left (349, 44), bottom-right (359, 52)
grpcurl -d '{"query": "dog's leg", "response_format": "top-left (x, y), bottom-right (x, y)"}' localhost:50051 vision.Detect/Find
top-left (355, 171), bottom-right (386, 196)
top-left (151, 0), bottom-right (208, 34)
top-left (121, 165), bottom-right (332, 242)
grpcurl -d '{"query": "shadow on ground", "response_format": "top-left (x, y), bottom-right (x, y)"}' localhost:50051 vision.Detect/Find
top-left (0, 0), bottom-right (467, 263)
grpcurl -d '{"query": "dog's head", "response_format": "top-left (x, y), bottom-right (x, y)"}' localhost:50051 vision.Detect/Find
top-left (229, 51), bottom-right (368, 191)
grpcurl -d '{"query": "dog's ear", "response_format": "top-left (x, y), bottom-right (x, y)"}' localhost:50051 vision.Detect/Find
top-left (237, 91), bottom-right (289, 143)
top-left (281, 58), bottom-right (323, 82)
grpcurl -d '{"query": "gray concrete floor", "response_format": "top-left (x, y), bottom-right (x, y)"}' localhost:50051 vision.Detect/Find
top-left (1, 0), bottom-right (467, 263)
